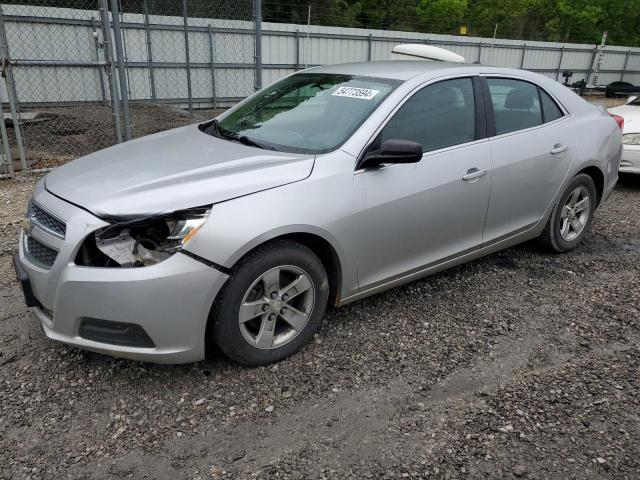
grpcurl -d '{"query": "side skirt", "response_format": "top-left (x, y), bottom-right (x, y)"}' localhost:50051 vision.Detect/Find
top-left (337, 222), bottom-right (541, 307)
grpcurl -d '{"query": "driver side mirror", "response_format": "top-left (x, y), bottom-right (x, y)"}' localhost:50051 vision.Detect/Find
top-left (626, 95), bottom-right (638, 104)
top-left (359, 139), bottom-right (423, 170)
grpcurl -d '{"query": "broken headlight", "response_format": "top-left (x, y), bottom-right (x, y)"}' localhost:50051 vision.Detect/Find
top-left (76, 208), bottom-right (210, 268)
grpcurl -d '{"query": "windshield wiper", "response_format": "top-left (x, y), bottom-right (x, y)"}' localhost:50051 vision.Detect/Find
top-left (236, 135), bottom-right (277, 151)
top-left (204, 119), bottom-right (278, 151)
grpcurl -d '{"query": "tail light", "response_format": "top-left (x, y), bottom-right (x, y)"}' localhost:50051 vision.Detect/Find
top-left (612, 114), bottom-right (624, 130)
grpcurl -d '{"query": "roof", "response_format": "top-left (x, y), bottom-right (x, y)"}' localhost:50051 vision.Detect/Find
top-left (308, 60), bottom-right (481, 81)
top-left (307, 60), bottom-right (597, 116)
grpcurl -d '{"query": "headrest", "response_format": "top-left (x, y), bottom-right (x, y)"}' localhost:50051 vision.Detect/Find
top-left (434, 86), bottom-right (459, 106)
top-left (505, 89), bottom-right (534, 110)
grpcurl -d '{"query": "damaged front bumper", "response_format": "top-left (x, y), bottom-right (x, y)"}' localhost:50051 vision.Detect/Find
top-left (17, 184), bottom-right (228, 364)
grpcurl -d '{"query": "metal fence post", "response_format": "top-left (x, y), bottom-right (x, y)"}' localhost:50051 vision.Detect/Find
top-left (294, 29), bottom-right (300, 70)
top-left (91, 17), bottom-right (107, 104)
top-left (555, 46), bottom-right (565, 81)
top-left (367, 33), bottom-right (372, 61)
top-left (254, 0), bottom-right (262, 91)
top-left (100, 0), bottom-right (123, 144)
top-left (621, 50), bottom-right (631, 81)
top-left (181, 0), bottom-right (193, 115)
top-left (110, 0), bottom-right (132, 140)
top-left (476, 43), bottom-right (482, 63)
top-left (143, 0), bottom-right (156, 101)
top-left (0, 5), bottom-right (27, 172)
top-left (520, 43), bottom-right (526, 68)
top-left (0, 100), bottom-right (14, 177)
top-left (207, 24), bottom-right (216, 108)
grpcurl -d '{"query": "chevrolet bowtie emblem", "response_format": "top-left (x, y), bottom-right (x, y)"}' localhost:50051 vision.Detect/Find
top-left (20, 216), bottom-right (33, 234)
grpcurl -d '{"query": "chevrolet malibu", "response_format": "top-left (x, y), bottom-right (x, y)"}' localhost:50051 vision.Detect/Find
top-left (14, 61), bottom-right (622, 365)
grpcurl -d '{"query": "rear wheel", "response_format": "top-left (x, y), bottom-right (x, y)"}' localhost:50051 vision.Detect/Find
top-left (539, 173), bottom-right (597, 252)
top-left (210, 240), bottom-right (329, 366)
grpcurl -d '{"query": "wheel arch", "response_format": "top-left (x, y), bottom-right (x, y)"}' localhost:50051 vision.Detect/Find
top-left (576, 165), bottom-right (605, 206)
top-left (225, 226), bottom-right (346, 308)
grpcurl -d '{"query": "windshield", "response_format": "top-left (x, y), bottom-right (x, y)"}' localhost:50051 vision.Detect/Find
top-left (204, 73), bottom-right (399, 154)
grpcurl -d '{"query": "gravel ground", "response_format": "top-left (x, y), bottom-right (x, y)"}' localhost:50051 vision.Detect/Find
top-left (1, 178), bottom-right (640, 478)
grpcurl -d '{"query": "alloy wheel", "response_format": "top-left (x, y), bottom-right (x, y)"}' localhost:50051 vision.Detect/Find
top-left (238, 265), bottom-right (315, 349)
top-left (559, 186), bottom-right (591, 242)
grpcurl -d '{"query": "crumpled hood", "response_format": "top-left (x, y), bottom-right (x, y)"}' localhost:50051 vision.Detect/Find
top-left (45, 124), bottom-right (314, 218)
top-left (608, 104), bottom-right (640, 134)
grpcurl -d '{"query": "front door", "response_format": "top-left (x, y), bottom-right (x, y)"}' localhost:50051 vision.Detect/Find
top-left (352, 76), bottom-right (493, 290)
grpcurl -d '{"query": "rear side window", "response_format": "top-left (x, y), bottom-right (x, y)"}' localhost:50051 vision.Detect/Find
top-left (487, 78), bottom-right (542, 135)
top-left (540, 89), bottom-right (564, 122)
top-left (379, 77), bottom-right (476, 153)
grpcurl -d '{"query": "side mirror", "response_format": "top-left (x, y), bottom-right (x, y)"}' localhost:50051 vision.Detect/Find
top-left (626, 95), bottom-right (638, 105)
top-left (359, 139), bottom-right (423, 170)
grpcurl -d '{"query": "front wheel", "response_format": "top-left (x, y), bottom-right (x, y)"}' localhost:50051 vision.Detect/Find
top-left (539, 173), bottom-right (597, 253)
top-left (210, 240), bottom-right (329, 366)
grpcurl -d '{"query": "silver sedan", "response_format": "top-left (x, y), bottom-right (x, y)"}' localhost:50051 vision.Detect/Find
top-left (14, 61), bottom-right (622, 365)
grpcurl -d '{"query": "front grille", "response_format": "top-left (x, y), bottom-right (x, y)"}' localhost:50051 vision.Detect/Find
top-left (28, 201), bottom-right (66, 238)
top-left (25, 235), bottom-right (58, 269)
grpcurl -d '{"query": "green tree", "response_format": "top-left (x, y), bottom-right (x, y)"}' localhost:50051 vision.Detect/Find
top-left (416, 0), bottom-right (467, 33)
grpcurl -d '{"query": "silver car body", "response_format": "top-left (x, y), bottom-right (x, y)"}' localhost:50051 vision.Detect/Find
top-left (18, 61), bottom-right (621, 363)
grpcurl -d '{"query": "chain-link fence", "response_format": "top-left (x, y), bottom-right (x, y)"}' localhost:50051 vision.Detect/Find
top-left (0, 0), bottom-right (257, 176)
top-left (0, 1), bottom-right (120, 175)
top-left (3, 1), bottom-right (640, 178)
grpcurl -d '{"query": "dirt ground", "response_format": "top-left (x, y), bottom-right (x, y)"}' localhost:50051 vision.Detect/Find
top-left (1, 168), bottom-right (640, 479)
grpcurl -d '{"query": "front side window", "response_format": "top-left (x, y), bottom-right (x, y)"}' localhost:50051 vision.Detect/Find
top-left (205, 73), bottom-right (398, 154)
top-left (378, 77), bottom-right (476, 153)
top-left (487, 78), bottom-right (542, 135)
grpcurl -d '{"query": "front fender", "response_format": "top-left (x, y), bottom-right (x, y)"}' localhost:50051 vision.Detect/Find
top-left (183, 151), bottom-right (358, 298)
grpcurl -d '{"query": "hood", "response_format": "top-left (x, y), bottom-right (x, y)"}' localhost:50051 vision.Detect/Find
top-left (45, 125), bottom-right (314, 218)
top-left (608, 104), bottom-right (640, 134)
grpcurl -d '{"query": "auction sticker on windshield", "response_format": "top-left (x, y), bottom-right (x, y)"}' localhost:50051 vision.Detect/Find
top-left (332, 87), bottom-right (380, 100)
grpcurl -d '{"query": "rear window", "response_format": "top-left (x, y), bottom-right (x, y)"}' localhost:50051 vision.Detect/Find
top-left (487, 78), bottom-right (542, 135)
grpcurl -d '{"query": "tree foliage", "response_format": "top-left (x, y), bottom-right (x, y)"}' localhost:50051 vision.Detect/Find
top-left (6, 0), bottom-right (638, 46)
top-left (263, 0), bottom-right (640, 46)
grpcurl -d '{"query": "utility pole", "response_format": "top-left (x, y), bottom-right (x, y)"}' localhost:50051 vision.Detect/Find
top-left (490, 23), bottom-right (498, 65)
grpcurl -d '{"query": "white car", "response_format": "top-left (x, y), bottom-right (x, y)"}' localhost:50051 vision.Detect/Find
top-left (609, 96), bottom-right (640, 174)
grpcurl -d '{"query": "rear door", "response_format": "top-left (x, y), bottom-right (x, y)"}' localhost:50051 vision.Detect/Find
top-left (482, 77), bottom-right (577, 243)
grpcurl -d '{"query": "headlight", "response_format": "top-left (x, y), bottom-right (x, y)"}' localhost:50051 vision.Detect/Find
top-left (623, 133), bottom-right (640, 145)
top-left (76, 207), bottom-right (210, 268)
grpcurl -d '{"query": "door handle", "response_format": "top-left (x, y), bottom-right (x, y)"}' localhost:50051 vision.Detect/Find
top-left (550, 144), bottom-right (568, 154)
top-left (462, 168), bottom-right (488, 181)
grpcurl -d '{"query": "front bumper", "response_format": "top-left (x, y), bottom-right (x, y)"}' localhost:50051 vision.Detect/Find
top-left (620, 145), bottom-right (640, 174)
top-left (16, 184), bottom-right (228, 364)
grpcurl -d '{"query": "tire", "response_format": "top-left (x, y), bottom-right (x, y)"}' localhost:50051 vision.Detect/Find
top-left (210, 240), bottom-right (329, 366)
top-left (539, 173), bottom-right (597, 253)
